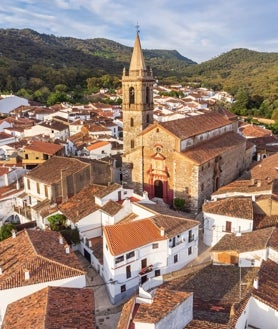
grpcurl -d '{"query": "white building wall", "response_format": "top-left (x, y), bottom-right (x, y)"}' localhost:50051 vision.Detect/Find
top-left (268, 247), bottom-right (278, 264)
top-left (24, 177), bottom-right (51, 202)
top-left (203, 212), bottom-right (253, 247)
top-left (239, 249), bottom-right (267, 267)
top-left (76, 211), bottom-right (102, 239)
top-left (0, 275), bottom-right (85, 321)
top-left (248, 296), bottom-right (278, 329)
top-left (156, 294), bottom-right (193, 329)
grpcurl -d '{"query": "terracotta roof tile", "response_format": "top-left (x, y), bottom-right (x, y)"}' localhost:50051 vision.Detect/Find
top-left (203, 197), bottom-right (253, 220)
top-left (251, 259), bottom-right (278, 311)
top-left (268, 227), bottom-right (278, 251)
top-left (59, 184), bottom-right (104, 222)
top-left (134, 288), bottom-right (192, 324)
top-left (104, 219), bottom-right (166, 256)
top-left (239, 124), bottom-right (272, 138)
top-left (2, 286), bottom-right (95, 329)
top-left (211, 227), bottom-right (275, 253)
top-left (26, 156), bottom-right (90, 184)
top-left (182, 132), bottom-right (246, 165)
top-left (186, 320), bottom-right (227, 328)
top-left (212, 179), bottom-right (272, 195)
top-left (145, 112), bottom-right (232, 140)
top-left (250, 153), bottom-right (278, 181)
top-left (101, 200), bottom-right (123, 216)
top-left (87, 141), bottom-right (110, 151)
top-left (94, 183), bottom-right (121, 198)
top-left (150, 214), bottom-right (199, 238)
top-left (24, 140), bottom-right (64, 155)
top-left (0, 229), bottom-right (85, 290)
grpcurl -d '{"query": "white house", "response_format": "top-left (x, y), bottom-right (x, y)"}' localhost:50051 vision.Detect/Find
top-left (229, 259), bottom-right (278, 329)
top-left (103, 215), bottom-right (199, 304)
top-left (210, 227), bottom-right (275, 267)
top-left (86, 141), bottom-right (112, 159)
top-left (118, 287), bottom-right (193, 329)
top-left (203, 197), bottom-right (254, 247)
top-left (0, 229), bottom-right (86, 322)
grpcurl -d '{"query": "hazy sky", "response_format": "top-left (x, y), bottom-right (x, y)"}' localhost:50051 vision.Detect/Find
top-left (1, 0), bottom-right (278, 63)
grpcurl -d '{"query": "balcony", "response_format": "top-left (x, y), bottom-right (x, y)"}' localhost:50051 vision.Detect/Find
top-left (139, 265), bottom-right (153, 276)
top-left (168, 240), bottom-right (186, 255)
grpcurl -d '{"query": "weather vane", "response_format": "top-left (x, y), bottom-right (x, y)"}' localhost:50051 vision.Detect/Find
top-left (135, 22), bottom-right (140, 34)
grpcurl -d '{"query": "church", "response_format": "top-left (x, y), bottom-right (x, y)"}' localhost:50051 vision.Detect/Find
top-left (122, 32), bottom-right (253, 212)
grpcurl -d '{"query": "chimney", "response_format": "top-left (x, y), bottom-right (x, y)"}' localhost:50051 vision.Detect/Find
top-left (64, 244), bottom-right (70, 254)
top-left (24, 269), bottom-right (30, 281)
top-left (253, 277), bottom-right (259, 289)
top-left (11, 229), bottom-right (16, 238)
top-left (88, 240), bottom-right (92, 248)
top-left (59, 235), bottom-right (63, 244)
top-left (160, 227), bottom-right (165, 236)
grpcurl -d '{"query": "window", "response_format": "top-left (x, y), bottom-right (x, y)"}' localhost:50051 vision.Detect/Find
top-left (251, 260), bottom-right (255, 266)
top-left (152, 243), bottom-right (159, 249)
top-left (130, 117), bottom-right (134, 127)
top-left (188, 246), bottom-right (192, 255)
top-left (121, 285), bottom-right (126, 293)
top-left (201, 183), bottom-right (204, 191)
top-left (146, 86), bottom-right (150, 104)
top-left (44, 185), bottom-right (48, 198)
top-left (27, 179), bottom-right (30, 190)
top-left (36, 182), bottom-right (40, 194)
top-left (155, 269), bottom-right (160, 277)
top-left (188, 230), bottom-right (194, 242)
top-left (131, 140), bottom-right (134, 149)
top-left (126, 251), bottom-right (135, 259)
top-left (225, 221), bottom-right (232, 233)
top-left (146, 114), bottom-right (150, 123)
top-left (126, 265), bottom-right (131, 279)
top-left (129, 87), bottom-right (135, 104)
top-left (174, 254), bottom-right (178, 263)
top-left (115, 255), bottom-right (124, 264)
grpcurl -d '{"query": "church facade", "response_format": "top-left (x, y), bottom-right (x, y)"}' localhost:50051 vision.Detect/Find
top-left (122, 33), bottom-right (253, 212)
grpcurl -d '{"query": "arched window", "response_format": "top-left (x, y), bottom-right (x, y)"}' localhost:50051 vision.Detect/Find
top-left (131, 140), bottom-right (135, 148)
top-left (130, 117), bottom-right (134, 127)
top-left (129, 87), bottom-right (135, 104)
top-left (146, 86), bottom-right (150, 104)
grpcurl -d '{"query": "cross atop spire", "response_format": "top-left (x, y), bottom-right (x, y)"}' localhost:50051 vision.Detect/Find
top-left (135, 22), bottom-right (140, 34)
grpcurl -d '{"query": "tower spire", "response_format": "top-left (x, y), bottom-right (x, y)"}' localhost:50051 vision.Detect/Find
top-left (129, 28), bottom-right (146, 75)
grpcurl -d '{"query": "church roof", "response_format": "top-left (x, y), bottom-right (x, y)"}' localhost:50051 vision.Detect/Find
top-left (149, 112), bottom-right (232, 140)
top-left (129, 32), bottom-right (146, 74)
top-left (182, 131), bottom-right (246, 164)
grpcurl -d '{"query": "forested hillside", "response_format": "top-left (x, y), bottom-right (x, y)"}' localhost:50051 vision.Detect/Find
top-left (0, 28), bottom-right (278, 119)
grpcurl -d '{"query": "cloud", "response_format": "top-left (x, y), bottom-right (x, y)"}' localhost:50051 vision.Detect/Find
top-left (0, 0), bottom-right (277, 62)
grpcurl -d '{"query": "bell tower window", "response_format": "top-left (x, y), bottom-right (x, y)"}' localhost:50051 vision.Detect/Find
top-left (130, 118), bottom-right (134, 127)
top-left (129, 87), bottom-right (135, 104)
top-left (146, 86), bottom-right (150, 104)
top-left (131, 140), bottom-right (135, 148)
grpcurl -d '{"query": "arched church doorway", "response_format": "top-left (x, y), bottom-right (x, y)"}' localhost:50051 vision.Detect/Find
top-left (154, 180), bottom-right (163, 198)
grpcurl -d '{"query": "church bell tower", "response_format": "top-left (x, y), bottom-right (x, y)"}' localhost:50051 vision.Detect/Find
top-left (122, 31), bottom-right (154, 154)
top-left (121, 30), bottom-right (154, 193)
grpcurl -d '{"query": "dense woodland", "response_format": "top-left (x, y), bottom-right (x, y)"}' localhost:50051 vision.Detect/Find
top-left (0, 28), bottom-right (278, 124)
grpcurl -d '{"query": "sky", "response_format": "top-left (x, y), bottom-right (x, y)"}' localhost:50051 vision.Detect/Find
top-left (1, 0), bottom-right (278, 63)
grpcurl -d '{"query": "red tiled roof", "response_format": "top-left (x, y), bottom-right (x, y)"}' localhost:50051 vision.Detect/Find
top-left (240, 124), bottom-right (272, 138)
top-left (87, 141), bottom-right (110, 151)
top-left (24, 140), bottom-right (64, 155)
top-left (203, 197), bottom-right (253, 220)
top-left (134, 288), bottom-right (192, 324)
top-left (251, 153), bottom-right (278, 181)
top-left (0, 229), bottom-right (85, 290)
top-left (104, 219), bottom-right (166, 256)
top-left (159, 112), bottom-right (232, 140)
top-left (182, 132), bottom-right (246, 165)
top-left (26, 156), bottom-right (90, 184)
top-left (211, 227), bottom-right (275, 253)
top-left (2, 286), bottom-right (95, 329)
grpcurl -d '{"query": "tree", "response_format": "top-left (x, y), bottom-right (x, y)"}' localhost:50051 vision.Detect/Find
top-left (173, 198), bottom-right (186, 211)
top-left (0, 223), bottom-right (15, 241)
top-left (231, 88), bottom-right (249, 115)
top-left (47, 214), bottom-right (67, 231)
